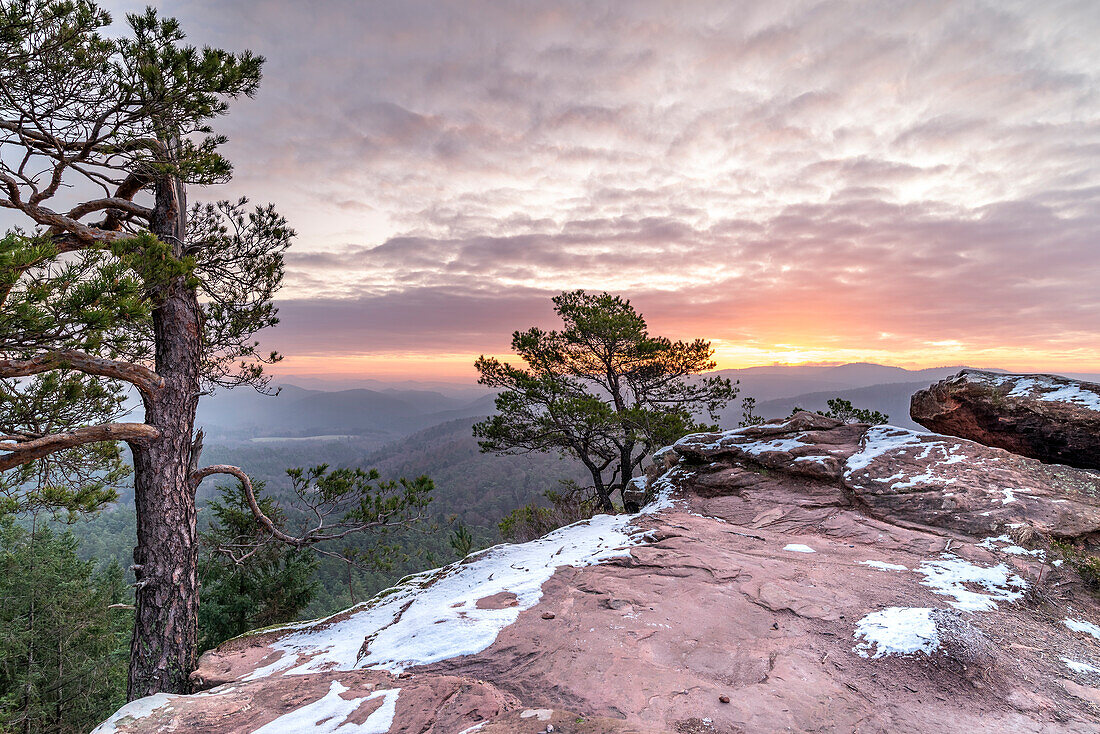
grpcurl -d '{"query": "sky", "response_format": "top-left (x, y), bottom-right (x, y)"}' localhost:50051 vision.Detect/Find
top-left (89, 1), bottom-right (1100, 379)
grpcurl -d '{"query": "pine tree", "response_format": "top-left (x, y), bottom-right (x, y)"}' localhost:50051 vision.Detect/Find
top-left (0, 2), bottom-right (433, 697)
top-left (474, 290), bottom-right (737, 512)
top-left (789, 398), bottom-right (889, 425)
top-left (0, 520), bottom-right (131, 733)
top-left (197, 481), bottom-right (317, 653)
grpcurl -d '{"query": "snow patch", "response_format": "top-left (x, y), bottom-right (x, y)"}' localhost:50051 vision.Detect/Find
top-left (844, 426), bottom-right (969, 490)
top-left (1005, 378), bottom-right (1042, 397)
top-left (845, 426), bottom-right (925, 475)
top-left (1062, 658), bottom-right (1100, 675)
top-left (860, 560), bottom-right (908, 572)
top-left (977, 534), bottom-right (1044, 558)
top-left (1065, 618), bottom-right (1100, 641)
top-left (853, 607), bottom-right (939, 658)
top-left (251, 682), bottom-right (399, 734)
top-left (915, 556), bottom-right (1026, 611)
top-left (91, 694), bottom-right (179, 734)
top-left (980, 372), bottom-right (1100, 410)
top-left (783, 544), bottom-right (816, 553)
top-left (793, 455), bottom-right (830, 465)
top-left (738, 437), bottom-right (807, 456)
top-left (245, 484), bottom-right (675, 680)
top-left (1040, 384), bottom-right (1100, 410)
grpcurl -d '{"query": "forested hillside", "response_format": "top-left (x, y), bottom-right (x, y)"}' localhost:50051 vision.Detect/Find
top-left (62, 416), bottom-right (589, 618)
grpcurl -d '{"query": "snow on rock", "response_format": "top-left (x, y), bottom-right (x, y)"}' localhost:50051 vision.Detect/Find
top-left (104, 413), bottom-right (1100, 733)
top-left (1062, 658), bottom-right (1100, 675)
top-left (853, 607), bottom-right (939, 659)
top-left (1036, 384), bottom-right (1100, 411)
top-left (91, 694), bottom-right (179, 734)
top-left (247, 510), bottom-right (655, 679)
top-left (251, 682), bottom-right (399, 734)
top-left (955, 371), bottom-right (1100, 411)
top-left (977, 534), bottom-right (1044, 557)
top-left (1065, 618), bottom-right (1100, 641)
top-left (914, 556), bottom-right (1026, 612)
top-left (912, 369), bottom-right (1100, 471)
top-left (860, 560), bottom-right (908, 572)
top-left (844, 425), bottom-right (966, 489)
top-left (844, 426), bottom-right (927, 475)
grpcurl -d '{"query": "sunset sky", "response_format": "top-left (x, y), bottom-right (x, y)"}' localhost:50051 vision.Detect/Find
top-left (100, 1), bottom-right (1100, 379)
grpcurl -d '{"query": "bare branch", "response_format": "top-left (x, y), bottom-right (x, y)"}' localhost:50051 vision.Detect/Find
top-left (0, 120), bottom-right (162, 156)
top-left (66, 196), bottom-right (153, 222)
top-left (190, 465), bottom-right (305, 546)
top-left (190, 464), bottom-right (429, 548)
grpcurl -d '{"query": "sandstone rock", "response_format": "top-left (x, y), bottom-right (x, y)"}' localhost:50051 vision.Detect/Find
top-left (97, 417), bottom-right (1100, 733)
top-left (911, 369), bottom-right (1100, 470)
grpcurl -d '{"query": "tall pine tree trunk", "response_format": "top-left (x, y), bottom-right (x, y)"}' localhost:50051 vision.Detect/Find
top-left (127, 176), bottom-right (203, 699)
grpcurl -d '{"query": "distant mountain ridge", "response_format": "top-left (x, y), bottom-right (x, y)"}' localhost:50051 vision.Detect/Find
top-left (196, 384), bottom-right (496, 439)
top-left (195, 363), bottom-right (1100, 441)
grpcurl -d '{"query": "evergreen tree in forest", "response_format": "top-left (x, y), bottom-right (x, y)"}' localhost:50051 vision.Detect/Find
top-left (197, 481), bottom-right (317, 652)
top-left (0, 521), bottom-right (131, 734)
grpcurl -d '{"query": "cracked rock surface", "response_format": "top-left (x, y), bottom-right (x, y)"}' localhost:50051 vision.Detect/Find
top-left (97, 415), bottom-right (1100, 733)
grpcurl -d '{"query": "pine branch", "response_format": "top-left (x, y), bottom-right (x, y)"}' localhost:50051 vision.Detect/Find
top-left (0, 350), bottom-right (163, 398)
top-left (0, 422), bottom-right (159, 471)
top-left (190, 464), bottom-right (430, 548)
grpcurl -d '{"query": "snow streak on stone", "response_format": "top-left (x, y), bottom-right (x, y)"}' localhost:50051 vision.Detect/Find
top-left (968, 371), bottom-right (1100, 410)
top-left (915, 556), bottom-right (1026, 612)
top-left (672, 419), bottom-right (798, 455)
top-left (793, 455), bottom-right (830, 465)
top-left (844, 426), bottom-right (967, 492)
top-left (1062, 658), bottom-right (1100, 675)
top-left (1040, 384), bottom-right (1100, 410)
top-left (251, 682), bottom-right (399, 734)
top-left (860, 560), bottom-right (908, 571)
top-left (1006, 378), bottom-right (1042, 397)
top-left (977, 535), bottom-right (1044, 557)
top-left (844, 426), bottom-right (926, 475)
top-left (853, 607), bottom-right (939, 659)
top-left (244, 480), bottom-right (678, 680)
top-left (91, 694), bottom-right (178, 734)
top-left (1065, 618), bottom-right (1100, 641)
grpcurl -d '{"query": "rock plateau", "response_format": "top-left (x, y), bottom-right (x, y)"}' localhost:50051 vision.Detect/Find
top-left (96, 412), bottom-right (1100, 733)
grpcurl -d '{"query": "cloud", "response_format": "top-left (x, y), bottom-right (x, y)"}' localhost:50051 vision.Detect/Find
top-left (72, 1), bottom-right (1100, 374)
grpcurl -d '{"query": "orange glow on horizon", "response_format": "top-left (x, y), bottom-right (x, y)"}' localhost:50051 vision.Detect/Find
top-left (273, 342), bottom-right (1100, 383)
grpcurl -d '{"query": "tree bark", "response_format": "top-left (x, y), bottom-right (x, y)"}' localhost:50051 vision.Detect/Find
top-left (126, 174), bottom-right (203, 699)
top-left (584, 462), bottom-right (613, 513)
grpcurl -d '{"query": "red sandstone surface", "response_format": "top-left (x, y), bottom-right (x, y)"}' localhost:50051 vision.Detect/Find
top-left (95, 413), bottom-right (1100, 733)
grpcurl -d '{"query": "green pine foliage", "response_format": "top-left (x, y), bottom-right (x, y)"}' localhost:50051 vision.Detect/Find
top-left (789, 398), bottom-right (889, 425)
top-left (0, 521), bottom-right (131, 734)
top-left (0, 370), bottom-right (130, 522)
top-left (197, 481), bottom-right (317, 652)
top-left (475, 290), bottom-right (738, 512)
top-left (738, 396), bottom-right (765, 427)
